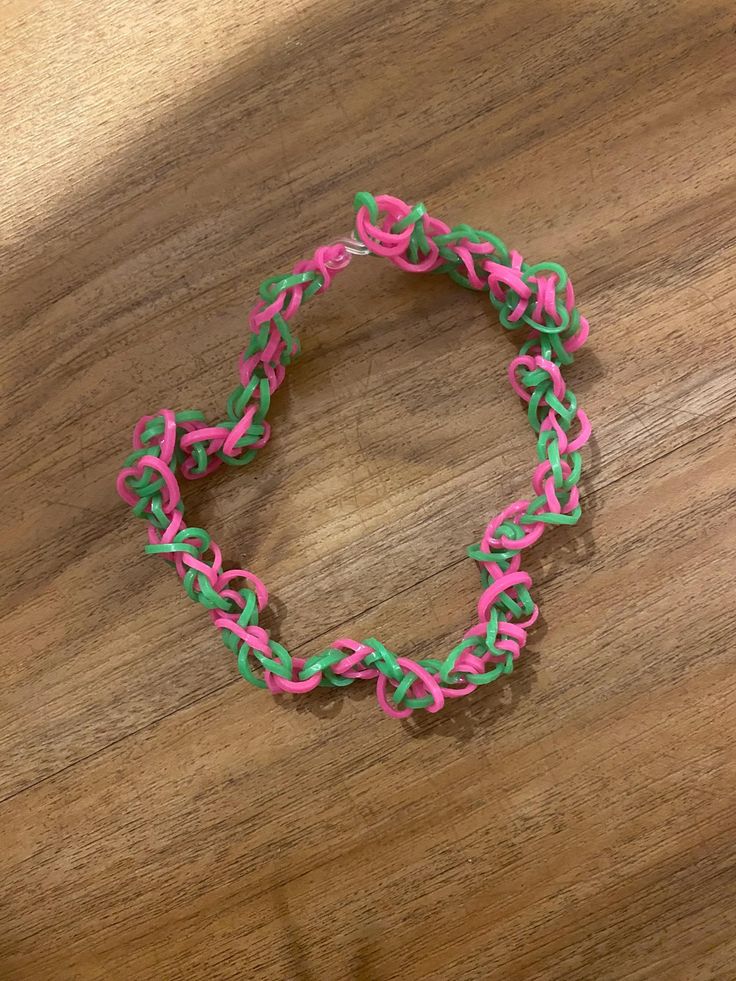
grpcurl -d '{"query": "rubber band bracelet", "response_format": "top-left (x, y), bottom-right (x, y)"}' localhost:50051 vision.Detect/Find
top-left (117, 192), bottom-right (591, 719)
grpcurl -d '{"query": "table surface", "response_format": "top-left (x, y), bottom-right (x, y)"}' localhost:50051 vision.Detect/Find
top-left (2, 1), bottom-right (735, 978)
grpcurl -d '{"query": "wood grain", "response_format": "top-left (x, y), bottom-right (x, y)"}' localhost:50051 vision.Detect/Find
top-left (2, 0), bottom-right (735, 978)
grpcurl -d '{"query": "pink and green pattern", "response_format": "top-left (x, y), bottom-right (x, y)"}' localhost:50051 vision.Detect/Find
top-left (117, 192), bottom-right (591, 718)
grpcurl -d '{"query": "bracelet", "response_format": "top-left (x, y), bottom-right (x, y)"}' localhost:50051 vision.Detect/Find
top-left (117, 192), bottom-right (591, 719)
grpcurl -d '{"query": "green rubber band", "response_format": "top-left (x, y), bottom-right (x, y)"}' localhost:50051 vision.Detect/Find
top-left (255, 639), bottom-right (293, 679)
top-left (237, 645), bottom-right (268, 688)
top-left (363, 638), bottom-right (403, 683)
top-left (144, 542), bottom-right (200, 556)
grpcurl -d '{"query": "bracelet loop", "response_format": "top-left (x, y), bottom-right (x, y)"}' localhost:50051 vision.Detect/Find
top-left (117, 192), bottom-right (591, 718)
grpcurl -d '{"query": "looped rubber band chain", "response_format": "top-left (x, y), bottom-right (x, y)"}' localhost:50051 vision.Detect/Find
top-left (117, 193), bottom-right (591, 718)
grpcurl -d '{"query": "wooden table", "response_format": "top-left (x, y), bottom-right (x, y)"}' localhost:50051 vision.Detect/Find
top-left (3, 1), bottom-right (735, 977)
